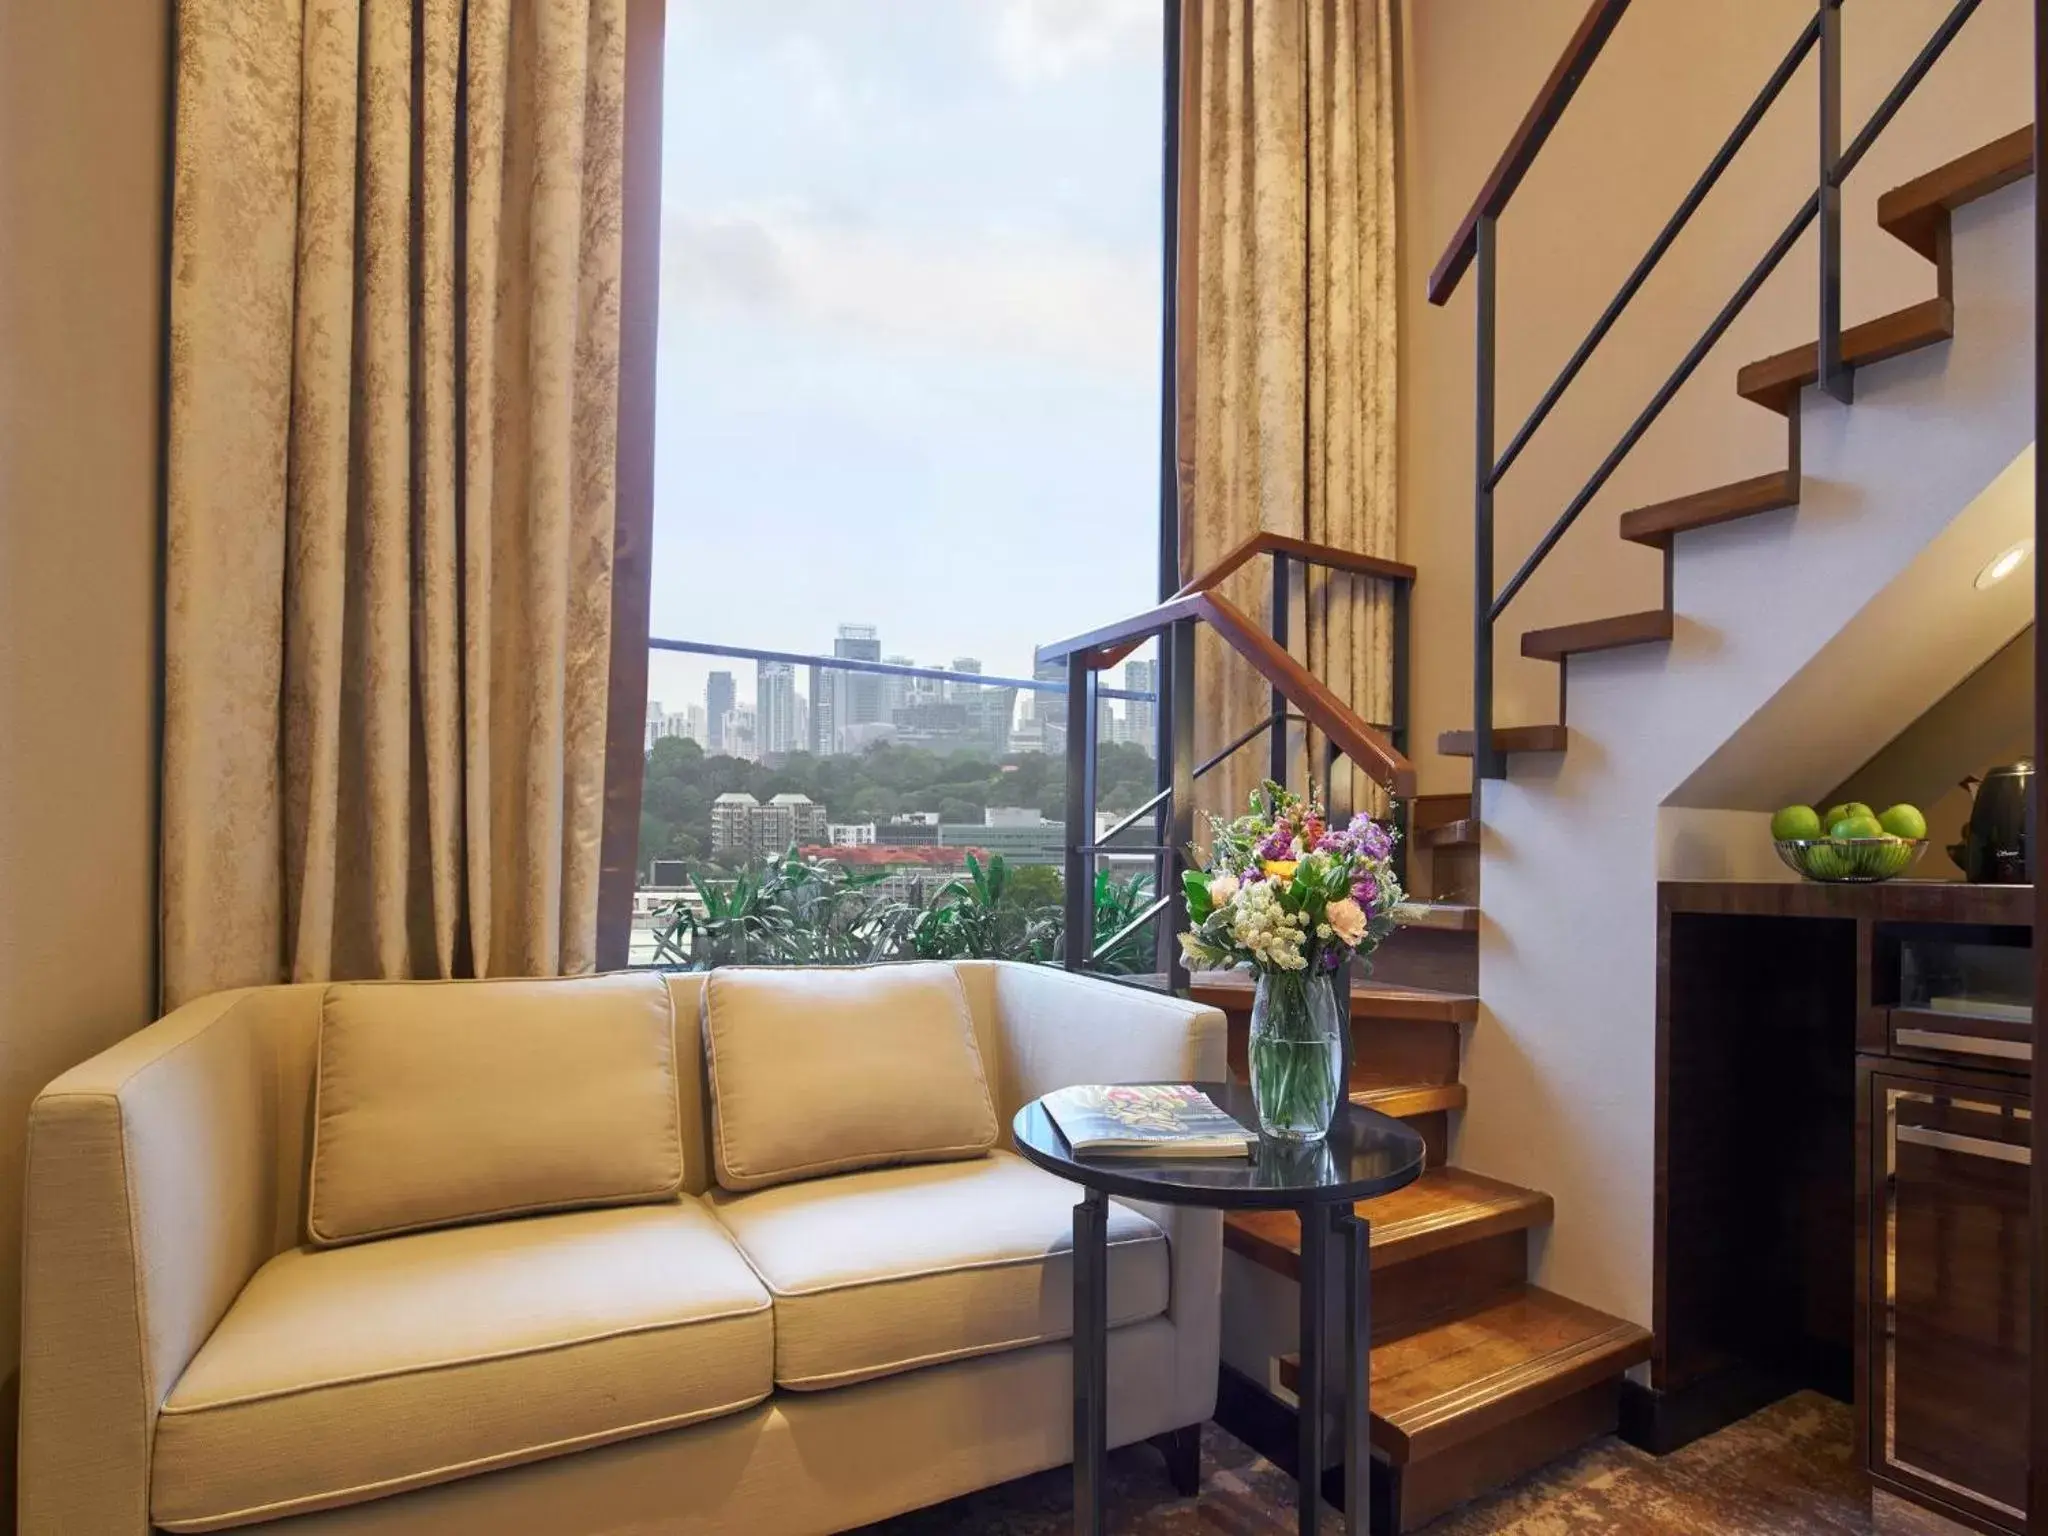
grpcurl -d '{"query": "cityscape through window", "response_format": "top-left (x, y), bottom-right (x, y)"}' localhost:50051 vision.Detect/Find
top-left (639, 1), bottom-right (1166, 965)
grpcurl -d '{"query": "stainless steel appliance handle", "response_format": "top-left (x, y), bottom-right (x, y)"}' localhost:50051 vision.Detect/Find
top-left (1893, 1026), bottom-right (2032, 1062)
top-left (1896, 1123), bottom-right (2031, 1165)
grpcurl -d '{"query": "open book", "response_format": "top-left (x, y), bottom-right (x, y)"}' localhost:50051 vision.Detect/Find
top-left (1041, 1084), bottom-right (1253, 1158)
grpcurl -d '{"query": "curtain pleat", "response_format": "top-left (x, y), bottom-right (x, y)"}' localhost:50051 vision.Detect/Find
top-left (1178, 0), bottom-right (1398, 826)
top-left (162, 0), bottom-right (625, 1008)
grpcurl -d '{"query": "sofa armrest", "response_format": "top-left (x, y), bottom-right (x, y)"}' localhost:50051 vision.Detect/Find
top-left (987, 963), bottom-right (1229, 1432)
top-left (987, 963), bottom-right (1228, 1108)
top-left (19, 986), bottom-right (309, 1536)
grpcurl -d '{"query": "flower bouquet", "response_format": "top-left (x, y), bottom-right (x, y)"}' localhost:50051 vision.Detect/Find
top-left (1179, 782), bottom-right (1404, 1142)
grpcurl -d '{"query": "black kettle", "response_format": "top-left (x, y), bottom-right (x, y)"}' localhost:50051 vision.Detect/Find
top-left (1948, 759), bottom-right (2035, 884)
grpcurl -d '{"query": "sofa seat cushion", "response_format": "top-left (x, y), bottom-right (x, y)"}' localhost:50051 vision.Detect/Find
top-left (151, 1202), bottom-right (772, 1532)
top-left (708, 1150), bottom-right (1168, 1390)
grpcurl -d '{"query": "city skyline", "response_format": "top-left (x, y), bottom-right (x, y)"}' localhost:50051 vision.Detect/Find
top-left (645, 619), bottom-right (1160, 764)
top-left (644, 2), bottom-right (1162, 746)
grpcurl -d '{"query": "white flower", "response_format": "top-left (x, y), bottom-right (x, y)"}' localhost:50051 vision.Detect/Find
top-left (1207, 873), bottom-right (1240, 905)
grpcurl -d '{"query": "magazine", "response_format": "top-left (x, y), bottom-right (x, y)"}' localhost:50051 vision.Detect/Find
top-left (1041, 1084), bottom-right (1253, 1159)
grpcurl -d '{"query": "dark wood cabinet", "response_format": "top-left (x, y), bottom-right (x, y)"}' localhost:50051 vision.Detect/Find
top-left (1863, 1061), bottom-right (2030, 1533)
top-left (1656, 882), bottom-right (2032, 1536)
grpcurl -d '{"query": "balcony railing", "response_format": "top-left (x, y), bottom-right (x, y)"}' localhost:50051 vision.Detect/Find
top-left (633, 637), bottom-right (1166, 972)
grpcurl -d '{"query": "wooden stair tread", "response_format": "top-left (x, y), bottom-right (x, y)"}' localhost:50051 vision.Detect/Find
top-left (1438, 724), bottom-right (1569, 758)
top-left (1413, 817), bottom-right (1477, 852)
top-left (1224, 1166), bottom-right (1552, 1282)
top-left (1189, 972), bottom-right (1480, 1026)
top-left (1735, 296), bottom-right (1955, 415)
top-left (1618, 469), bottom-right (1798, 547)
top-left (1277, 1286), bottom-right (1652, 1464)
top-left (1350, 1074), bottom-right (1469, 1120)
top-left (1366, 1287), bottom-right (1653, 1461)
top-left (1393, 901), bottom-right (1478, 933)
top-left (1519, 607), bottom-right (1672, 662)
top-left (1878, 124), bottom-right (2035, 260)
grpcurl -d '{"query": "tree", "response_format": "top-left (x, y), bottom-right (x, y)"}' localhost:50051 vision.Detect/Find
top-left (635, 734), bottom-right (1163, 882)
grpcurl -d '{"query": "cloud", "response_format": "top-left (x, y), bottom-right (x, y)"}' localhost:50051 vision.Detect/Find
top-left (663, 203), bottom-right (1156, 379)
top-left (990, 0), bottom-right (1160, 84)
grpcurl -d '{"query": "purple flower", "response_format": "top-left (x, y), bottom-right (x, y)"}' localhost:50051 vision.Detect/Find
top-left (1256, 822), bottom-right (1296, 861)
top-left (1357, 822), bottom-right (1393, 860)
top-left (1314, 831), bottom-right (1348, 853)
top-left (1351, 875), bottom-right (1379, 907)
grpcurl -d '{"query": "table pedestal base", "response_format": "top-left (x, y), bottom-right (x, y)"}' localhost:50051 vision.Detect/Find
top-left (1071, 1194), bottom-right (1376, 1535)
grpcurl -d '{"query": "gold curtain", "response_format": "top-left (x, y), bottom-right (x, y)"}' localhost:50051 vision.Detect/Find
top-left (161, 0), bottom-right (626, 1007)
top-left (1179, 0), bottom-right (1398, 822)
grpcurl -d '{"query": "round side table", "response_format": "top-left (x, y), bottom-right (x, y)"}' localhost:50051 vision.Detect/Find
top-left (1014, 1080), bottom-right (1425, 1536)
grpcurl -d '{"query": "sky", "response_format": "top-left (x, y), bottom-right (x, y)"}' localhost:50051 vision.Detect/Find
top-left (644, 0), bottom-right (1165, 723)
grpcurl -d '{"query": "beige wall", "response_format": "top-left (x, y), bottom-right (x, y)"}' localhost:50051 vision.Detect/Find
top-left (1825, 625), bottom-right (2034, 879)
top-left (1398, 0), bottom-right (2036, 794)
top-left (0, 0), bottom-right (170, 1508)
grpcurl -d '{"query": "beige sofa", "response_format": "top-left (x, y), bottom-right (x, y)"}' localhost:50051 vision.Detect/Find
top-left (20, 960), bottom-right (1225, 1535)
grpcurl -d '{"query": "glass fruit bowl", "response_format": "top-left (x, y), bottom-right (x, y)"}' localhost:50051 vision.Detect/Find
top-left (1774, 837), bottom-right (1927, 883)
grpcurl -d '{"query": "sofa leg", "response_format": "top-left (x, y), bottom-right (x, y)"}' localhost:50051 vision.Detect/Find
top-left (1149, 1423), bottom-right (1202, 1496)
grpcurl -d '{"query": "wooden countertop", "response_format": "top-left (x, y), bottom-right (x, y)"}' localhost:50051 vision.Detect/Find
top-left (1659, 879), bottom-right (2033, 926)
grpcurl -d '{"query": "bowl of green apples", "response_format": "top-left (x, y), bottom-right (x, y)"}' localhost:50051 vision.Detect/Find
top-left (1771, 801), bottom-right (1928, 883)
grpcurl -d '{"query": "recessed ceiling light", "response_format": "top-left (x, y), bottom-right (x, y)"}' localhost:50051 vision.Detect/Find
top-left (1974, 538), bottom-right (2034, 590)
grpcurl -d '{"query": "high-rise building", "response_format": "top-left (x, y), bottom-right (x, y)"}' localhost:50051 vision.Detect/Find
top-left (831, 625), bottom-right (884, 749)
top-left (706, 671), bottom-right (736, 754)
top-left (1012, 651), bottom-right (1067, 756)
top-left (1123, 658), bottom-right (1158, 757)
top-left (723, 705), bottom-right (758, 762)
top-left (945, 656), bottom-right (982, 702)
top-left (807, 663), bottom-right (836, 756)
top-left (756, 661), bottom-right (799, 760)
top-left (644, 700), bottom-right (707, 752)
top-left (882, 654), bottom-right (919, 719)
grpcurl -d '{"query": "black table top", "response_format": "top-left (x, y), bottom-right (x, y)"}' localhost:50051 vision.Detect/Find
top-left (1012, 1080), bottom-right (1426, 1211)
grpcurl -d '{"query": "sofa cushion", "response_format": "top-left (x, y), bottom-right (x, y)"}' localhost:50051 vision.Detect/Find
top-left (708, 1150), bottom-right (1169, 1389)
top-left (703, 963), bottom-right (997, 1192)
top-left (151, 1202), bottom-right (771, 1532)
top-left (308, 973), bottom-right (683, 1245)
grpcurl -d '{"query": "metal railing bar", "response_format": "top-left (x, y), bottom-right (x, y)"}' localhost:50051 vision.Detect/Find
top-left (1089, 894), bottom-right (1173, 966)
top-left (1191, 710), bottom-right (1307, 781)
top-left (1095, 785), bottom-right (1173, 845)
top-left (1491, 187), bottom-right (1820, 622)
top-left (649, 636), bottom-right (1154, 703)
top-left (1837, 0), bottom-right (1982, 182)
top-left (1487, 12), bottom-right (1822, 491)
top-left (1077, 843), bottom-right (1171, 856)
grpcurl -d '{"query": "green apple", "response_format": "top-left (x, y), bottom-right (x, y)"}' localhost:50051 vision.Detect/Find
top-left (1831, 813), bottom-right (1885, 841)
top-left (1863, 839), bottom-right (1916, 879)
top-left (1823, 801), bottom-right (1874, 830)
top-left (1878, 804), bottom-right (1927, 841)
top-left (1802, 843), bottom-right (1851, 880)
top-left (1771, 805), bottom-right (1823, 841)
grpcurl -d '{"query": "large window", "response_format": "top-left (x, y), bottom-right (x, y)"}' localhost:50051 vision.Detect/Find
top-left (636, 2), bottom-right (1167, 966)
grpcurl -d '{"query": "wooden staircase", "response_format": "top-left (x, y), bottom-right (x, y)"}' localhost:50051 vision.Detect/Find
top-left (1442, 126), bottom-right (2036, 764)
top-left (1196, 793), bottom-right (1651, 1531)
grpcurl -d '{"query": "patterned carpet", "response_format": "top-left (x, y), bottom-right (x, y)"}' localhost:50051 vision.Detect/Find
top-left (853, 1393), bottom-right (1972, 1534)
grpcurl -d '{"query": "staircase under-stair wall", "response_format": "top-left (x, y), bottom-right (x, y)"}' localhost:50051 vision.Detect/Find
top-left (1452, 144), bottom-right (2036, 1346)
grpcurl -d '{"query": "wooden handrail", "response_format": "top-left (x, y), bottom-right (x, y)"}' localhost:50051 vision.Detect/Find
top-left (1425, 0), bottom-right (1632, 306)
top-left (1085, 531), bottom-right (1415, 674)
top-left (1174, 530), bottom-right (1417, 598)
top-left (1035, 588), bottom-right (1417, 800)
top-left (1198, 592), bottom-right (1416, 799)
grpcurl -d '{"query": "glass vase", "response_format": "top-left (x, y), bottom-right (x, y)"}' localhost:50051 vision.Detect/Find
top-left (1247, 968), bottom-right (1344, 1143)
